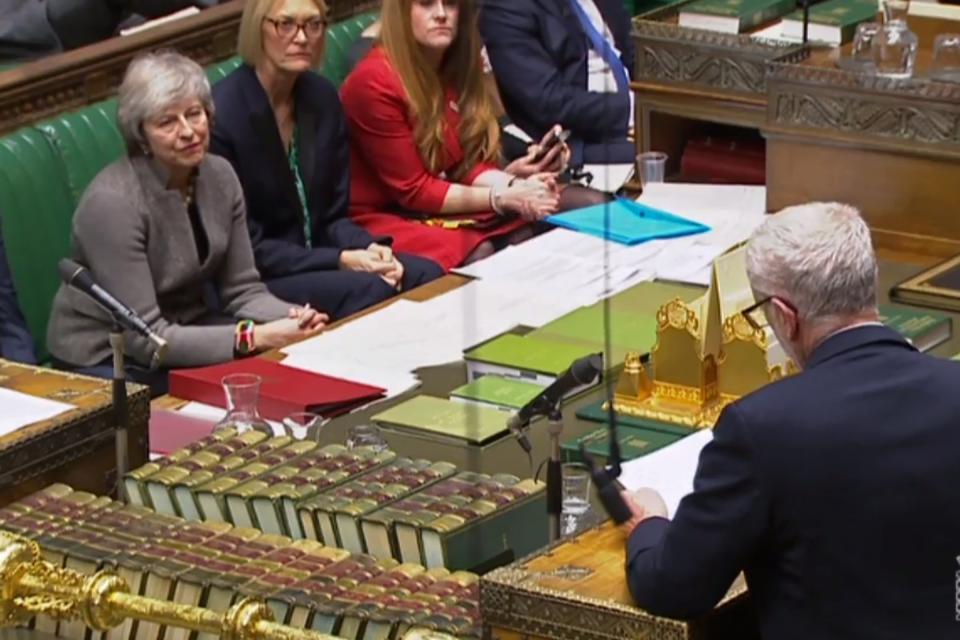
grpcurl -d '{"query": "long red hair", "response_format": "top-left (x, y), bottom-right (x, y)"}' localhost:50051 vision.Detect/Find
top-left (379, 0), bottom-right (500, 179)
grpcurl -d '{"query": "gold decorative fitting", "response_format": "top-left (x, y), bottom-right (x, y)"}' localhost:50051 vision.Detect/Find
top-left (0, 531), bottom-right (341, 640)
top-left (610, 246), bottom-right (795, 429)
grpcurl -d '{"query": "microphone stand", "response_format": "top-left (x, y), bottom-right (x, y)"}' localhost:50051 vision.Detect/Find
top-left (545, 406), bottom-right (564, 542)
top-left (580, 411), bottom-right (632, 526)
top-left (108, 322), bottom-right (130, 496)
top-left (802, 0), bottom-right (811, 43)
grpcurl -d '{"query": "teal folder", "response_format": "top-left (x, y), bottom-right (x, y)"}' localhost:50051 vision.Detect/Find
top-left (546, 197), bottom-right (710, 245)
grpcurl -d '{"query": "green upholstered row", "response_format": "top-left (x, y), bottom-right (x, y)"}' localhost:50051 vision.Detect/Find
top-left (0, 10), bottom-right (378, 361)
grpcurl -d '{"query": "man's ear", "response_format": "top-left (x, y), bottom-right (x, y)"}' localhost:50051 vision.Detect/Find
top-left (770, 298), bottom-right (799, 340)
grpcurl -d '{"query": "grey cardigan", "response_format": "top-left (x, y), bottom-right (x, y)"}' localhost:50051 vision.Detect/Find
top-left (47, 153), bottom-right (291, 368)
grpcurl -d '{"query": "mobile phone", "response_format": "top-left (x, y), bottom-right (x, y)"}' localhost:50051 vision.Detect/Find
top-left (532, 128), bottom-right (570, 163)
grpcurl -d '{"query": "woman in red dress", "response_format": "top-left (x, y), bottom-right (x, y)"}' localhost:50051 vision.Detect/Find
top-left (341, 0), bottom-right (563, 271)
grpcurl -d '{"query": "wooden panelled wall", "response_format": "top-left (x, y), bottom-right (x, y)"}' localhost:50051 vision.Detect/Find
top-left (0, 0), bottom-right (380, 136)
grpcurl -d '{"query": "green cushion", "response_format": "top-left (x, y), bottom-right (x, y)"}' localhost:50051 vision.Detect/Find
top-left (320, 10), bottom-right (378, 87)
top-left (206, 56), bottom-right (243, 84)
top-left (35, 99), bottom-right (125, 206)
top-left (0, 129), bottom-right (75, 361)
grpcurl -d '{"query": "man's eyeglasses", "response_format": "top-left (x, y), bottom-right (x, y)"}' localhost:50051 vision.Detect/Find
top-left (741, 295), bottom-right (799, 331)
top-left (740, 296), bottom-right (773, 331)
top-left (264, 16), bottom-right (328, 39)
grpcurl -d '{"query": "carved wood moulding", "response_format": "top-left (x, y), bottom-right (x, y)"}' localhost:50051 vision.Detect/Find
top-left (632, 8), bottom-right (806, 97)
top-left (0, 0), bottom-right (379, 136)
top-left (767, 62), bottom-right (960, 149)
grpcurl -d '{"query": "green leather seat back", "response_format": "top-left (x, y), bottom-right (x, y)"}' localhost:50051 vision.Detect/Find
top-left (321, 10), bottom-right (378, 87)
top-left (207, 56), bottom-right (243, 84)
top-left (36, 99), bottom-right (125, 207)
top-left (0, 129), bottom-right (75, 361)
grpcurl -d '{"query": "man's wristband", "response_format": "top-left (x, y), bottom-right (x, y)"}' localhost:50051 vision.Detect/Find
top-left (235, 319), bottom-right (256, 356)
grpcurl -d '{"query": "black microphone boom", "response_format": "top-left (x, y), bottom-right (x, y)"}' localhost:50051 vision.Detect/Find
top-left (506, 353), bottom-right (603, 451)
top-left (58, 258), bottom-right (167, 365)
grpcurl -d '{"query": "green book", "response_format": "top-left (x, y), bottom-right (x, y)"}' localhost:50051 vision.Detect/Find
top-left (679, 0), bottom-right (796, 33)
top-left (463, 334), bottom-right (599, 385)
top-left (449, 376), bottom-right (544, 411)
top-left (561, 423), bottom-right (686, 465)
top-left (528, 280), bottom-right (703, 366)
top-left (879, 303), bottom-right (952, 353)
top-left (372, 395), bottom-right (511, 445)
top-left (576, 400), bottom-right (696, 437)
top-left (781, 0), bottom-right (877, 44)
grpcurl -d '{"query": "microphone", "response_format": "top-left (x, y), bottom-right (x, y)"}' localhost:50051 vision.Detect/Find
top-left (506, 353), bottom-right (603, 452)
top-left (58, 258), bottom-right (167, 366)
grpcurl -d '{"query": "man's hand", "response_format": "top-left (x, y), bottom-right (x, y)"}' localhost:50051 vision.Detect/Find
top-left (620, 488), bottom-right (669, 535)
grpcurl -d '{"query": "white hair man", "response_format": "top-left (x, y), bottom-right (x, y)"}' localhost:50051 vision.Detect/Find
top-left (621, 203), bottom-right (960, 639)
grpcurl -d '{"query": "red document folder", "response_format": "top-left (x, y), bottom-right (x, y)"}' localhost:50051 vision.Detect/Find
top-left (149, 408), bottom-right (217, 456)
top-left (168, 358), bottom-right (386, 421)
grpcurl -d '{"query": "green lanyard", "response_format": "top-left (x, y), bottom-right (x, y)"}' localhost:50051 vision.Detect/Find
top-left (288, 126), bottom-right (311, 249)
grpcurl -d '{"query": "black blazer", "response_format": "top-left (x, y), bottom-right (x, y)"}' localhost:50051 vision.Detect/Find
top-left (211, 64), bottom-right (384, 279)
top-left (479, 0), bottom-right (635, 165)
top-left (0, 221), bottom-right (36, 364)
top-left (626, 325), bottom-right (960, 639)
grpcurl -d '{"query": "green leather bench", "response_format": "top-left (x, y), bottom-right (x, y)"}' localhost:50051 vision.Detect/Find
top-left (0, 10), bottom-right (377, 362)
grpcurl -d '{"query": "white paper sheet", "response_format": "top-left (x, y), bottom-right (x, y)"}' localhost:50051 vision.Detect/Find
top-left (0, 388), bottom-right (76, 437)
top-left (638, 183), bottom-right (767, 217)
top-left (619, 428), bottom-right (714, 517)
top-left (582, 163), bottom-right (636, 193)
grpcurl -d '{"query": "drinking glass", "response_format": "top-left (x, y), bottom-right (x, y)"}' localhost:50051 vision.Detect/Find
top-left (931, 33), bottom-right (960, 83)
top-left (636, 151), bottom-right (667, 187)
top-left (282, 411), bottom-right (325, 441)
top-left (213, 373), bottom-right (273, 436)
top-left (560, 463), bottom-right (592, 537)
top-left (873, 0), bottom-right (918, 79)
top-left (346, 424), bottom-right (388, 452)
top-left (846, 22), bottom-right (880, 72)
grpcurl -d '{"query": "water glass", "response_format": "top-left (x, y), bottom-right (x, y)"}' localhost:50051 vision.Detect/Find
top-left (873, 0), bottom-right (918, 79)
top-left (214, 373), bottom-right (273, 436)
top-left (560, 463), bottom-right (592, 537)
top-left (636, 151), bottom-right (667, 187)
top-left (282, 411), bottom-right (324, 441)
top-left (848, 22), bottom-right (880, 71)
top-left (346, 424), bottom-right (388, 452)
top-left (931, 33), bottom-right (960, 83)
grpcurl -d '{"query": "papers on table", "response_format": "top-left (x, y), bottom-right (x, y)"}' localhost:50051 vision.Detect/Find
top-left (619, 429), bottom-right (714, 517)
top-left (0, 388), bottom-right (75, 437)
top-left (582, 163), bottom-right (635, 193)
top-left (638, 183), bottom-right (767, 286)
top-left (284, 183), bottom-right (767, 403)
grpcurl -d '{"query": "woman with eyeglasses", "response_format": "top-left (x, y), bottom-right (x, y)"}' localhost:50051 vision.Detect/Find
top-left (340, 0), bottom-right (563, 271)
top-left (211, 0), bottom-right (443, 322)
top-left (47, 51), bottom-right (326, 396)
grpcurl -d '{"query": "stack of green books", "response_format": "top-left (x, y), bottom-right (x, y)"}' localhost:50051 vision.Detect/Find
top-left (679, 0), bottom-right (796, 34)
top-left (781, 0), bottom-right (878, 44)
top-left (0, 484), bottom-right (480, 639)
top-left (448, 376), bottom-right (544, 412)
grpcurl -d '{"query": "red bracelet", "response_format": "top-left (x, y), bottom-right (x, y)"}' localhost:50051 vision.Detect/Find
top-left (235, 319), bottom-right (255, 355)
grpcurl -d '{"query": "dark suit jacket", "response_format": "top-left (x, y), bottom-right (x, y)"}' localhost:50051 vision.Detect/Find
top-left (479, 0), bottom-right (635, 166)
top-left (626, 325), bottom-right (960, 639)
top-left (211, 64), bottom-right (385, 279)
top-left (0, 221), bottom-right (36, 364)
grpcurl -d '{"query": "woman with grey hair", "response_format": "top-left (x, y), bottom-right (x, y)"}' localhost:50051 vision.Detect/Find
top-left (47, 50), bottom-right (326, 395)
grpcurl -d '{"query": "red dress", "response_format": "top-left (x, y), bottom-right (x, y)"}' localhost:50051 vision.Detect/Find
top-left (341, 48), bottom-right (527, 272)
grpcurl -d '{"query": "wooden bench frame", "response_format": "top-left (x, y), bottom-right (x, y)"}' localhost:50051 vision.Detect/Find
top-left (0, 0), bottom-right (379, 136)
